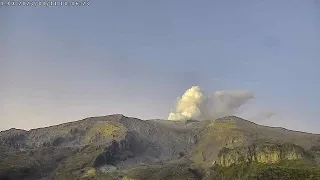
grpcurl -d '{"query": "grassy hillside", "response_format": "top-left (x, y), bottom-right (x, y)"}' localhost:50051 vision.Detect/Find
top-left (204, 160), bottom-right (320, 180)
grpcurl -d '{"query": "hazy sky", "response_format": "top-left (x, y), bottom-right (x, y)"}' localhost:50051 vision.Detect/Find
top-left (1, 0), bottom-right (319, 133)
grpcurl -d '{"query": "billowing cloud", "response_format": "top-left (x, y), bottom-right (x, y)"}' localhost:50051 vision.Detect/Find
top-left (168, 86), bottom-right (254, 121)
top-left (209, 90), bottom-right (254, 118)
top-left (168, 86), bottom-right (206, 121)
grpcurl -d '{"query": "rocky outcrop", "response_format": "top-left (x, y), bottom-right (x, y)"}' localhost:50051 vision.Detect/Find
top-left (0, 128), bottom-right (28, 150)
top-left (216, 143), bottom-right (313, 167)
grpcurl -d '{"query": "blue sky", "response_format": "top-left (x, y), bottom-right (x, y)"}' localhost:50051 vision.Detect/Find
top-left (1, 0), bottom-right (319, 133)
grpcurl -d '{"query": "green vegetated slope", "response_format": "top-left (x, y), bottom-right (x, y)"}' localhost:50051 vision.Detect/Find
top-left (0, 115), bottom-right (320, 180)
top-left (191, 117), bottom-right (320, 179)
top-left (204, 160), bottom-right (320, 180)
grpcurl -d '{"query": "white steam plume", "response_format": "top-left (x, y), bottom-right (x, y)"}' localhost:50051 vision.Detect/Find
top-left (168, 86), bottom-right (206, 121)
top-left (168, 86), bottom-right (254, 121)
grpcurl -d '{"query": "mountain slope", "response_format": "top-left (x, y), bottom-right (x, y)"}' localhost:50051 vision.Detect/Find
top-left (0, 115), bottom-right (319, 180)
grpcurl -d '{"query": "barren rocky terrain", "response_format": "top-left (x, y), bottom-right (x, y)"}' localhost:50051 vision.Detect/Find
top-left (0, 114), bottom-right (320, 180)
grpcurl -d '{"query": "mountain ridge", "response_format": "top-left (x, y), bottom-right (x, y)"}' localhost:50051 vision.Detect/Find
top-left (2, 114), bottom-right (319, 136)
top-left (1, 114), bottom-right (319, 180)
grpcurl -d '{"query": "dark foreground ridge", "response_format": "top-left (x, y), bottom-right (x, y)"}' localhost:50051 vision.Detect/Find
top-left (0, 114), bottom-right (320, 180)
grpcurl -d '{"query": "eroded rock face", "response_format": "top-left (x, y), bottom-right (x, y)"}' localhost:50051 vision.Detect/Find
top-left (216, 143), bottom-right (311, 167)
top-left (0, 129), bottom-right (28, 149)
